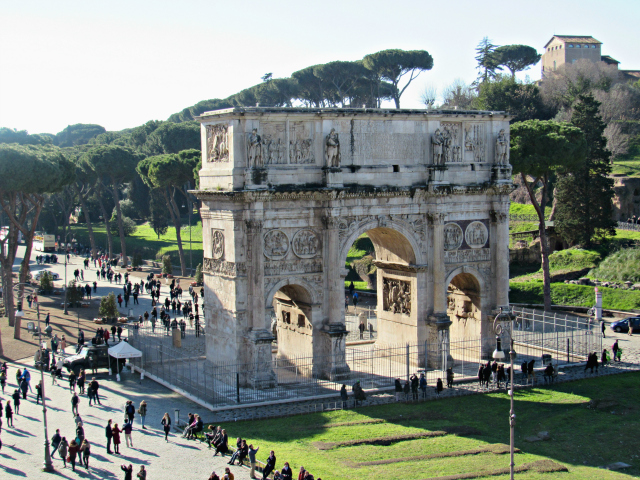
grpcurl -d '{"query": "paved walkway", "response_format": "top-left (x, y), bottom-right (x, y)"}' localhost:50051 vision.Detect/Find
top-left (0, 353), bottom-right (257, 480)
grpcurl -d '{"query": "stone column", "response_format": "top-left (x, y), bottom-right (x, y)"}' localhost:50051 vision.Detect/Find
top-left (245, 219), bottom-right (276, 388)
top-left (491, 210), bottom-right (510, 308)
top-left (321, 215), bottom-right (349, 380)
top-left (428, 213), bottom-right (452, 369)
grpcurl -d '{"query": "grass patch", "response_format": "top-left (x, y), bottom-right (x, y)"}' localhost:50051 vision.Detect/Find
top-left (590, 247), bottom-right (640, 283)
top-left (611, 158), bottom-right (640, 177)
top-left (69, 221), bottom-right (203, 269)
top-left (509, 280), bottom-right (640, 310)
top-left (214, 373), bottom-right (640, 480)
top-left (354, 443), bottom-right (518, 466)
top-left (509, 203), bottom-right (552, 217)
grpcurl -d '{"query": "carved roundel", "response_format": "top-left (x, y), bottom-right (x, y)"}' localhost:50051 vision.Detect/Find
top-left (292, 229), bottom-right (320, 259)
top-left (263, 229), bottom-right (289, 260)
top-left (443, 223), bottom-right (463, 251)
top-left (465, 221), bottom-right (488, 249)
top-left (211, 230), bottom-right (224, 259)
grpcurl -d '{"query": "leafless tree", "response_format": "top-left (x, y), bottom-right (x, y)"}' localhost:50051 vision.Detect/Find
top-left (421, 84), bottom-right (437, 108)
top-left (604, 122), bottom-right (630, 160)
top-left (441, 79), bottom-right (477, 109)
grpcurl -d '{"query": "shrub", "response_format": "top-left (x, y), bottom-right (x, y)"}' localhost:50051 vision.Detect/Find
top-left (39, 272), bottom-right (53, 293)
top-left (109, 216), bottom-right (137, 237)
top-left (162, 255), bottom-right (172, 274)
top-left (66, 280), bottom-right (83, 306)
top-left (549, 248), bottom-right (601, 272)
top-left (99, 292), bottom-right (119, 318)
top-left (195, 263), bottom-right (203, 283)
top-left (132, 252), bottom-right (143, 268)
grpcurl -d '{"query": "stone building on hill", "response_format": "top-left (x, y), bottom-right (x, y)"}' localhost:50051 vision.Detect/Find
top-left (541, 35), bottom-right (640, 81)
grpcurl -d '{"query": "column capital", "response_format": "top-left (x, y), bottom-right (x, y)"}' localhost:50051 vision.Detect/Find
top-left (490, 210), bottom-right (508, 224)
top-left (427, 213), bottom-right (446, 225)
top-left (245, 219), bottom-right (263, 234)
top-left (322, 215), bottom-right (342, 229)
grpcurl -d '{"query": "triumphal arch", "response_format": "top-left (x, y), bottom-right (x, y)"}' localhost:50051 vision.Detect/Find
top-left (195, 107), bottom-right (513, 387)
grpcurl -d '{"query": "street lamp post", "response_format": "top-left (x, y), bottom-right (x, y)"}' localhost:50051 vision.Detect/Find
top-left (63, 254), bottom-right (68, 315)
top-left (36, 299), bottom-right (55, 472)
top-left (493, 307), bottom-right (515, 480)
top-left (15, 282), bottom-right (54, 471)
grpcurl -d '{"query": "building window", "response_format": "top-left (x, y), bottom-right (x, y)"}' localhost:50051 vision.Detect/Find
top-left (568, 44), bottom-right (574, 48)
top-left (592, 45), bottom-right (597, 49)
top-left (297, 314), bottom-right (305, 328)
top-left (576, 44), bottom-right (581, 48)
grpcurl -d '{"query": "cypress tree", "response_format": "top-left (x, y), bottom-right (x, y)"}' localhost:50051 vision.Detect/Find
top-left (555, 94), bottom-right (616, 247)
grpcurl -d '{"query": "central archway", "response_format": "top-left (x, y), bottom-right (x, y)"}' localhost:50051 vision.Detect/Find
top-left (342, 225), bottom-right (421, 347)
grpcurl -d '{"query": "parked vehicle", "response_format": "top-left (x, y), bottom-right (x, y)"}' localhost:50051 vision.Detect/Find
top-left (610, 317), bottom-right (640, 333)
top-left (63, 343), bottom-right (126, 375)
top-left (35, 271), bottom-right (60, 281)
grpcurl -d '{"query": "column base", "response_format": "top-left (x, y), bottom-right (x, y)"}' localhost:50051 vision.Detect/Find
top-left (321, 323), bottom-right (350, 381)
top-left (245, 329), bottom-right (276, 389)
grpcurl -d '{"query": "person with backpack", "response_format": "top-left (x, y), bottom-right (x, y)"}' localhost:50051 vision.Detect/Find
top-left (58, 437), bottom-right (68, 468)
top-left (125, 400), bottom-right (135, 424)
top-left (138, 400), bottom-right (147, 429)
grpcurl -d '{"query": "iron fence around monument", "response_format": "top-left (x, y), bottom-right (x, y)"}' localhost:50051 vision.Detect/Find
top-left (124, 308), bottom-right (600, 408)
top-left (617, 221), bottom-right (640, 232)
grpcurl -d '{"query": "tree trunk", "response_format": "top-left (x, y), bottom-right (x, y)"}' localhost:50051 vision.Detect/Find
top-left (75, 185), bottom-right (97, 259)
top-left (112, 182), bottom-right (128, 267)
top-left (162, 189), bottom-right (187, 276)
top-left (521, 173), bottom-right (552, 311)
top-left (95, 184), bottom-right (114, 259)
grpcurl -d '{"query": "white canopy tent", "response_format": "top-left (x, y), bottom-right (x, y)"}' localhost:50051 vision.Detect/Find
top-left (108, 341), bottom-right (142, 381)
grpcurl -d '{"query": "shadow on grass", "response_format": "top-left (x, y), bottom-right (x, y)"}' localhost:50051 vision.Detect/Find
top-left (224, 372), bottom-right (640, 478)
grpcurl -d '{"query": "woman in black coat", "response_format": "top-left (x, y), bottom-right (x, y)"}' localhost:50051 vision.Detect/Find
top-left (213, 429), bottom-right (228, 456)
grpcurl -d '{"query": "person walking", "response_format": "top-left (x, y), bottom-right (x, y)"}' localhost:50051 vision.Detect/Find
top-left (90, 378), bottom-right (102, 405)
top-left (60, 335), bottom-right (67, 352)
top-left (138, 400), bottom-right (147, 429)
top-left (123, 420), bottom-right (133, 448)
top-left (12, 390), bottom-right (20, 414)
top-left (105, 419), bottom-right (113, 454)
top-left (77, 369), bottom-right (85, 395)
top-left (76, 421), bottom-right (85, 445)
top-left (112, 423), bottom-right (122, 454)
top-left (161, 412), bottom-right (171, 441)
top-left (612, 340), bottom-right (620, 362)
top-left (45, 312), bottom-right (50, 327)
top-left (80, 439), bottom-right (91, 469)
top-left (68, 439), bottom-right (79, 471)
top-left (36, 380), bottom-right (43, 405)
top-left (51, 429), bottom-right (62, 459)
top-left (58, 437), bottom-right (68, 468)
top-left (601, 320), bottom-right (606, 338)
top-left (0, 367), bottom-right (6, 394)
top-left (68, 370), bottom-right (77, 392)
top-left (5, 400), bottom-right (13, 427)
top-left (71, 392), bottom-right (80, 416)
top-left (125, 400), bottom-right (135, 424)
top-left (248, 444), bottom-right (259, 479)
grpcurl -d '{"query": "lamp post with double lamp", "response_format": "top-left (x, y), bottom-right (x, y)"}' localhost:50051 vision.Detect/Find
top-left (493, 307), bottom-right (516, 480)
top-left (15, 282), bottom-right (54, 471)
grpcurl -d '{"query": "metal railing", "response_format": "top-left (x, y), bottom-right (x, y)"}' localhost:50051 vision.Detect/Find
top-left (125, 307), bottom-right (601, 409)
top-left (617, 221), bottom-right (640, 232)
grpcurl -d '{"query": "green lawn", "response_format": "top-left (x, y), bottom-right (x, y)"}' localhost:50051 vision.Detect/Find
top-left (219, 372), bottom-right (640, 480)
top-left (611, 158), bottom-right (640, 177)
top-left (69, 220), bottom-right (204, 269)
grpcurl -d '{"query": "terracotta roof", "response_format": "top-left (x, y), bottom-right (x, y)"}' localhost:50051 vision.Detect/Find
top-left (544, 35), bottom-right (602, 48)
top-left (621, 70), bottom-right (640, 80)
top-left (601, 55), bottom-right (620, 65)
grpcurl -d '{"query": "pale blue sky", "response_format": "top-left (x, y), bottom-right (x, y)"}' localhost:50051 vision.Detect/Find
top-left (1, 0), bottom-right (638, 135)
